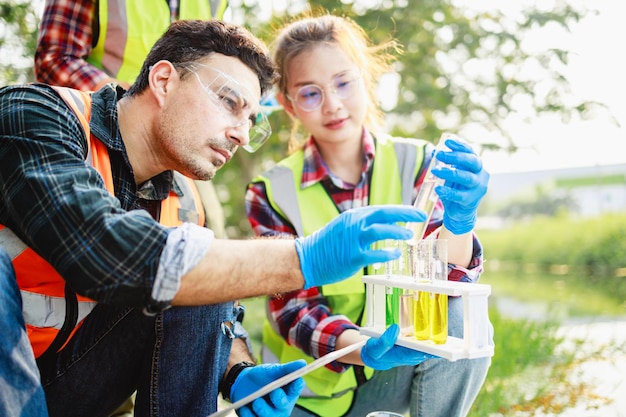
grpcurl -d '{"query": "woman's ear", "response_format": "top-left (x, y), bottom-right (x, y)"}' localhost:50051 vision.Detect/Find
top-left (277, 92), bottom-right (296, 117)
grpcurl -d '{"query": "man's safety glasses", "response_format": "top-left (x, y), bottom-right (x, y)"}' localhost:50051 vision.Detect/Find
top-left (286, 70), bottom-right (362, 112)
top-left (186, 63), bottom-right (271, 153)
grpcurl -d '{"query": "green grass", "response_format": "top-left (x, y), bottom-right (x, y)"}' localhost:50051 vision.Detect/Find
top-left (471, 309), bottom-right (568, 415)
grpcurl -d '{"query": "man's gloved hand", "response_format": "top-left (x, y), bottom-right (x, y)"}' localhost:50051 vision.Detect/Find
top-left (361, 324), bottom-right (437, 371)
top-left (295, 205), bottom-right (426, 289)
top-left (230, 360), bottom-right (306, 417)
top-left (431, 138), bottom-right (489, 235)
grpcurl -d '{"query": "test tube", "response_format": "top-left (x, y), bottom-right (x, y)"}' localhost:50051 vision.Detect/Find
top-left (385, 240), bottom-right (405, 327)
top-left (428, 239), bottom-right (448, 344)
top-left (405, 132), bottom-right (456, 244)
top-left (413, 239), bottom-right (431, 340)
top-left (398, 241), bottom-right (415, 336)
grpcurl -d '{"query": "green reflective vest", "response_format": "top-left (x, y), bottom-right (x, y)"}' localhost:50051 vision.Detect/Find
top-left (87, 0), bottom-right (228, 83)
top-left (252, 134), bottom-right (427, 416)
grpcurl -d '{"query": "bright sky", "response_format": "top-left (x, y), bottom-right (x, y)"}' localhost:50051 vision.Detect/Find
top-left (460, 0), bottom-right (626, 173)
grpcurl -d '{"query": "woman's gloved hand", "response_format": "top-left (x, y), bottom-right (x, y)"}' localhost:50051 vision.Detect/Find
top-left (361, 324), bottom-right (438, 371)
top-left (230, 360), bottom-right (307, 417)
top-left (295, 205), bottom-right (426, 289)
top-left (432, 138), bottom-right (490, 235)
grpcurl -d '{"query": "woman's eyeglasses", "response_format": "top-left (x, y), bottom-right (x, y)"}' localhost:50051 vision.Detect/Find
top-left (287, 70), bottom-right (362, 112)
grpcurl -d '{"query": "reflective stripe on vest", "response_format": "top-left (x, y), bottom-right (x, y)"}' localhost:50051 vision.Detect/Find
top-left (0, 227), bottom-right (27, 259)
top-left (21, 291), bottom-right (95, 329)
top-left (0, 86), bottom-right (205, 357)
top-left (88, 0), bottom-right (226, 84)
top-left (253, 134), bottom-right (426, 416)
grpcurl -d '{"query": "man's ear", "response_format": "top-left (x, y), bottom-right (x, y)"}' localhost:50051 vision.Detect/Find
top-left (149, 60), bottom-right (178, 106)
top-left (277, 92), bottom-right (296, 117)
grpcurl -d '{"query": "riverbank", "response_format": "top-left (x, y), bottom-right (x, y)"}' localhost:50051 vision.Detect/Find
top-left (544, 319), bottom-right (626, 417)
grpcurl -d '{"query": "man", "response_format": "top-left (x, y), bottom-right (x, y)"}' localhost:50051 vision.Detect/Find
top-left (0, 19), bottom-right (426, 417)
top-left (35, 4), bottom-right (231, 415)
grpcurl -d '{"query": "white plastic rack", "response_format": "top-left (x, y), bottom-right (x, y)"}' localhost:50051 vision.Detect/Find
top-left (360, 274), bottom-right (494, 361)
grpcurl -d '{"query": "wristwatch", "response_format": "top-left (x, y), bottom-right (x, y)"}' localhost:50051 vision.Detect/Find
top-left (219, 361), bottom-right (256, 401)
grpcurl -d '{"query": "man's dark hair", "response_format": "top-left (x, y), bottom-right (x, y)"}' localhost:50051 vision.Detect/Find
top-left (127, 19), bottom-right (277, 96)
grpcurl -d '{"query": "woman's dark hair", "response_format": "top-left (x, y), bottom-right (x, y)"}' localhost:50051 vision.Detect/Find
top-left (127, 19), bottom-right (277, 96)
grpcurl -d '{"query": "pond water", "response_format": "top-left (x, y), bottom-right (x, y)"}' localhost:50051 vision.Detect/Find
top-left (480, 269), bottom-right (626, 321)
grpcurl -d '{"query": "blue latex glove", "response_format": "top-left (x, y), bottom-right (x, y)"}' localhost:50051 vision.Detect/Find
top-left (361, 324), bottom-right (438, 370)
top-left (431, 138), bottom-right (489, 235)
top-left (295, 205), bottom-right (427, 289)
top-left (230, 360), bottom-right (307, 417)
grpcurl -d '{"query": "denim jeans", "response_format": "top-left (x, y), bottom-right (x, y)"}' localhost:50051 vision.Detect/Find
top-left (0, 246), bottom-right (241, 417)
top-left (0, 249), bottom-right (49, 417)
top-left (291, 296), bottom-right (493, 417)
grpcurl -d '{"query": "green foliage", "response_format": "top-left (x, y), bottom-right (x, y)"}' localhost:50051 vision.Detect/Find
top-left (493, 186), bottom-right (579, 219)
top-left (479, 213), bottom-right (626, 274)
top-left (0, 0), bottom-right (40, 84)
top-left (478, 213), bottom-right (626, 314)
top-left (556, 173), bottom-right (626, 188)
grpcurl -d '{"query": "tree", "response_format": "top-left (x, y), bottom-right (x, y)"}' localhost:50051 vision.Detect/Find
top-left (0, 0), bottom-right (40, 84)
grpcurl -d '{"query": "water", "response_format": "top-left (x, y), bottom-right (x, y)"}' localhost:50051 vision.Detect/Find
top-left (399, 292), bottom-right (414, 336)
top-left (413, 291), bottom-right (430, 340)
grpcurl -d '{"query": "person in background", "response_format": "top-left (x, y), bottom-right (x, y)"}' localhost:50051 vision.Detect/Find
top-left (245, 13), bottom-right (492, 417)
top-left (1, 19), bottom-right (427, 417)
top-left (34, 0), bottom-right (228, 238)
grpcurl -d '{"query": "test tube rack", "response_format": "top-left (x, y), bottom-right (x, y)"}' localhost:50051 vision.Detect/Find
top-left (360, 275), bottom-right (494, 361)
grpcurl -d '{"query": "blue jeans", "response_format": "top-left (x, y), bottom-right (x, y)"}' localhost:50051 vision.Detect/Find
top-left (291, 296), bottom-right (493, 417)
top-left (0, 247), bottom-right (241, 417)
top-left (0, 249), bottom-right (48, 417)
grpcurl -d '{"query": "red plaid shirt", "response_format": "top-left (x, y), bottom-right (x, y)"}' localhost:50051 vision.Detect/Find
top-left (34, 0), bottom-right (184, 90)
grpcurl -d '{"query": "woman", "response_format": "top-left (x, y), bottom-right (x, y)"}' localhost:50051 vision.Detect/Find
top-left (245, 13), bottom-right (491, 417)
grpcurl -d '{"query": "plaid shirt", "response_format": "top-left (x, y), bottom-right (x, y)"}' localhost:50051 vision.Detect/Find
top-left (0, 84), bottom-right (178, 309)
top-left (34, 0), bottom-right (198, 90)
top-left (245, 131), bottom-right (484, 372)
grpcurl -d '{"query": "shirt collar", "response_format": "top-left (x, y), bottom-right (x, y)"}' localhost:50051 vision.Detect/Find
top-left (300, 128), bottom-right (376, 189)
top-left (90, 85), bottom-right (173, 199)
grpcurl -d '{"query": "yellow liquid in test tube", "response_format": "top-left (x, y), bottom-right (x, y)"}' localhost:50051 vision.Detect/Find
top-left (429, 293), bottom-right (448, 344)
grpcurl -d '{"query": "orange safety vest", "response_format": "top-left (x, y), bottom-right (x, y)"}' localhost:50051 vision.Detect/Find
top-left (0, 86), bottom-right (205, 358)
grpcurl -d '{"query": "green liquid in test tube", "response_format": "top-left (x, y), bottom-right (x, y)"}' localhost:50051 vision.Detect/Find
top-left (385, 287), bottom-right (401, 326)
top-left (385, 240), bottom-right (402, 326)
